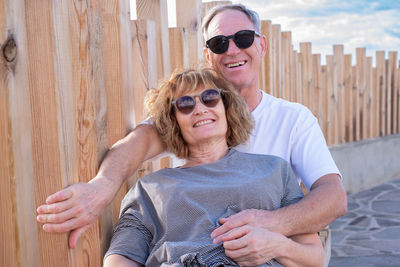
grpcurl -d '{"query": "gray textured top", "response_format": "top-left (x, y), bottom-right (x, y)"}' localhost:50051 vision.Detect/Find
top-left (105, 149), bottom-right (303, 266)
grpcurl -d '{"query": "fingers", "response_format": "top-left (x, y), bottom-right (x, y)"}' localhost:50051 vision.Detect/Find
top-left (69, 224), bottom-right (92, 249)
top-left (41, 215), bottom-right (87, 233)
top-left (223, 231), bottom-right (272, 266)
top-left (37, 196), bottom-right (74, 215)
top-left (212, 213), bottom-right (250, 243)
top-left (45, 188), bottom-right (73, 205)
top-left (220, 225), bottom-right (249, 247)
top-left (37, 203), bottom-right (80, 225)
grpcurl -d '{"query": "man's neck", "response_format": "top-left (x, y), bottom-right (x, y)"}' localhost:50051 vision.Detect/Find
top-left (239, 87), bottom-right (262, 112)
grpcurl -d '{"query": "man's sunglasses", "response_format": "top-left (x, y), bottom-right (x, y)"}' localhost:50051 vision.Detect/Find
top-left (172, 88), bottom-right (222, 115)
top-left (206, 30), bottom-right (261, 54)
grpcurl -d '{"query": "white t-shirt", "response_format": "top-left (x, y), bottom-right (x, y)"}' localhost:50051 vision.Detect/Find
top-left (235, 90), bottom-right (340, 190)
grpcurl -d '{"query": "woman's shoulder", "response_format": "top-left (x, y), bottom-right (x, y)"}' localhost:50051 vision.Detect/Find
top-left (230, 149), bottom-right (289, 166)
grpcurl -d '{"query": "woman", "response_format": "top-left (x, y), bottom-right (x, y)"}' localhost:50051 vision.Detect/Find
top-left (104, 67), bottom-right (323, 267)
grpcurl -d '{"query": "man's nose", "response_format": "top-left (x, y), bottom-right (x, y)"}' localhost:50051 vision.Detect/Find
top-left (225, 39), bottom-right (240, 55)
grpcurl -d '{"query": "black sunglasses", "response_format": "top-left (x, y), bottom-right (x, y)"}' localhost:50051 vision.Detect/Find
top-left (172, 88), bottom-right (222, 115)
top-left (206, 30), bottom-right (261, 54)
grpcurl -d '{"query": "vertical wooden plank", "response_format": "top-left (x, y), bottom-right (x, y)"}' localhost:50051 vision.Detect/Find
top-left (334, 45), bottom-right (345, 143)
top-left (300, 42), bottom-right (313, 110)
top-left (385, 58), bottom-right (392, 134)
top-left (372, 66), bottom-right (379, 137)
top-left (352, 65), bottom-right (360, 141)
top-left (312, 54), bottom-right (323, 128)
top-left (272, 24), bottom-right (281, 98)
top-left (129, 19), bottom-right (160, 183)
top-left (296, 51), bottom-right (303, 104)
top-left (344, 54), bottom-right (353, 142)
top-left (100, 0), bottom-right (139, 256)
top-left (201, 1), bottom-right (231, 18)
top-left (388, 52), bottom-right (398, 134)
top-left (321, 65), bottom-right (328, 141)
top-left (288, 44), bottom-right (295, 102)
top-left (52, 0), bottom-right (107, 265)
top-left (366, 57), bottom-right (373, 138)
top-left (356, 48), bottom-right (367, 140)
top-left (176, 0), bottom-right (202, 67)
top-left (1, 1), bottom-right (40, 266)
top-left (398, 60), bottom-right (400, 133)
top-left (260, 20), bottom-right (272, 94)
top-left (169, 27), bottom-right (189, 71)
top-left (326, 55), bottom-right (338, 145)
top-left (0, 75), bottom-right (18, 267)
top-left (0, 7), bottom-right (19, 265)
top-left (376, 51), bottom-right (386, 136)
top-left (281, 31), bottom-right (291, 101)
top-left (23, 0), bottom-right (74, 265)
top-left (136, 0), bottom-right (170, 79)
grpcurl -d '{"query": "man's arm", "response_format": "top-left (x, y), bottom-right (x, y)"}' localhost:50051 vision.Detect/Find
top-left (221, 226), bottom-right (323, 266)
top-left (212, 173), bottom-right (347, 240)
top-left (36, 124), bottom-right (165, 248)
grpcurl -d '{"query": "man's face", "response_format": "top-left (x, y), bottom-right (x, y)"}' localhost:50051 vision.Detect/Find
top-left (204, 9), bottom-right (266, 94)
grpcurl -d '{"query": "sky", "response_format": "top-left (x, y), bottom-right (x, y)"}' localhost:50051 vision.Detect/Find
top-left (133, 0), bottom-right (400, 65)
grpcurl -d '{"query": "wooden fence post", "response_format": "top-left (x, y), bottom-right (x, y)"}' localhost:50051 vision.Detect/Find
top-left (300, 42), bottom-right (313, 110)
top-left (169, 27), bottom-right (189, 71)
top-left (376, 51), bottom-right (386, 136)
top-left (176, 0), bottom-right (202, 67)
top-left (366, 57), bottom-right (373, 138)
top-left (261, 20), bottom-right (273, 94)
top-left (356, 48), bottom-right (367, 140)
top-left (388, 52), bottom-right (398, 134)
top-left (352, 65), bottom-right (360, 141)
top-left (282, 31), bottom-right (292, 100)
top-left (344, 54), bottom-right (353, 142)
top-left (1, 1), bottom-right (37, 266)
top-left (313, 54), bottom-right (323, 129)
top-left (334, 45), bottom-right (345, 144)
top-left (326, 55), bottom-right (338, 145)
top-left (136, 0), bottom-right (170, 79)
top-left (272, 25), bottom-right (282, 98)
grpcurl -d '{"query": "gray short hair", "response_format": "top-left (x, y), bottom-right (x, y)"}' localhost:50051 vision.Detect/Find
top-left (201, 4), bottom-right (261, 40)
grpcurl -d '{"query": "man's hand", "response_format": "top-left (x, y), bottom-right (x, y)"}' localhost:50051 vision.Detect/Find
top-left (218, 224), bottom-right (287, 266)
top-left (36, 180), bottom-right (112, 248)
top-left (211, 209), bottom-right (278, 244)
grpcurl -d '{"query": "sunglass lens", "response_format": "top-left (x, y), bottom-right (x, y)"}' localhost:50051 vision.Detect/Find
top-left (201, 89), bottom-right (221, 107)
top-left (208, 36), bottom-right (229, 54)
top-left (176, 96), bottom-right (195, 114)
top-left (234, 30), bottom-right (255, 49)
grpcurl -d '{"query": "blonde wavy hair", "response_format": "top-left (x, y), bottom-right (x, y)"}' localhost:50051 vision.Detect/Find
top-left (145, 67), bottom-right (254, 159)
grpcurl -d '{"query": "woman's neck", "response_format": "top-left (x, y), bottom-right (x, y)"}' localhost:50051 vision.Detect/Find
top-left (183, 138), bottom-right (229, 168)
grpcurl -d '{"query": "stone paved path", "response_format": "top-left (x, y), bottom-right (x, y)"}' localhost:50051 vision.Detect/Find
top-left (329, 178), bottom-right (400, 266)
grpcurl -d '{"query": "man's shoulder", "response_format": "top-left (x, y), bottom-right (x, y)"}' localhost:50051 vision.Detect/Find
top-left (261, 91), bottom-right (310, 114)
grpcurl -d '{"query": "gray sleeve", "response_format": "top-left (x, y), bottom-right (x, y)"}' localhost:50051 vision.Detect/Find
top-left (104, 212), bottom-right (152, 264)
top-left (104, 181), bottom-right (154, 264)
top-left (281, 160), bottom-right (304, 207)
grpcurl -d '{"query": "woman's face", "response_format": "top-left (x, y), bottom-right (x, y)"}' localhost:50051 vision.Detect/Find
top-left (174, 86), bottom-right (228, 148)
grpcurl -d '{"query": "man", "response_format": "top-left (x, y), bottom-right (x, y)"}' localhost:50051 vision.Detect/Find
top-left (37, 4), bottom-right (347, 266)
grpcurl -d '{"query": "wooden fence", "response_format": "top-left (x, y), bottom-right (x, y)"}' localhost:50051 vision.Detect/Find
top-left (0, 0), bottom-right (399, 266)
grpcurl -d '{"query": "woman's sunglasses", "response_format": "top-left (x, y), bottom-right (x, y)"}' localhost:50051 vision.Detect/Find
top-left (206, 30), bottom-right (261, 54)
top-left (172, 88), bottom-right (222, 115)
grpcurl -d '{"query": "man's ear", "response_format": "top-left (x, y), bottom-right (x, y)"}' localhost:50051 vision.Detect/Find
top-left (259, 34), bottom-right (267, 57)
top-left (203, 47), bottom-right (212, 65)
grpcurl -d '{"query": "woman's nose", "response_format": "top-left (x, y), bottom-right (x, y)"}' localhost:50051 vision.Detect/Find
top-left (192, 97), bottom-right (208, 115)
